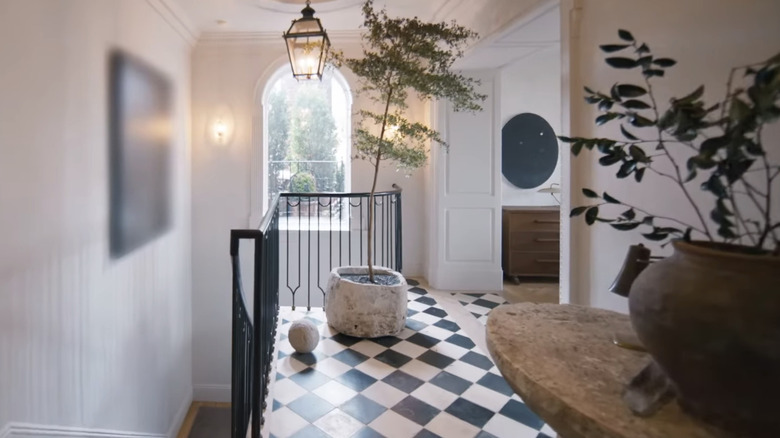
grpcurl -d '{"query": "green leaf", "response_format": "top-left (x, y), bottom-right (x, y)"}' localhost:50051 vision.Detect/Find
top-left (620, 125), bottom-right (639, 140)
top-left (618, 29), bottom-right (635, 42)
top-left (630, 114), bottom-right (655, 127)
top-left (599, 154), bottom-right (622, 166)
top-left (729, 97), bottom-right (752, 123)
top-left (610, 84), bottom-right (622, 102)
top-left (643, 69), bottom-right (665, 77)
top-left (600, 44), bottom-right (630, 53)
top-left (570, 206), bottom-right (588, 217)
top-left (700, 136), bottom-right (729, 156)
top-left (585, 206), bottom-right (599, 225)
top-left (617, 160), bottom-right (636, 178)
top-left (616, 84), bottom-right (647, 97)
top-left (584, 86), bottom-right (596, 94)
top-left (642, 231), bottom-right (669, 241)
top-left (637, 56), bottom-right (653, 68)
top-left (629, 145), bottom-right (650, 162)
top-left (675, 86), bottom-right (704, 105)
top-left (582, 188), bottom-right (599, 198)
top-left (571, 142), bottom-right (584, 156)
top-left (621, 99), bottom-right (651, 110)
top-left (606, 57), bottom-right (638, 69)
top-left (603, 192), bottom-right (620, 203)
top-left (595, 113), bottom-right (619, 125)
top-left (598, 100), bottom-right (614, 111)
top-left (642, 216), bottom-right (654, 225)
top-left (685, 169), bottom-right (698, 182)
top-left (558, 135), bottom-right (573, 143)
top-left (653, 58), bottom-right (677, 67)
top-left (634, 167), bottom-right (646, 182)
top-left (621, 208), bottom-right (636, 220)
top-left (636, 43), bottom-right (650, 54)
top-left (611, 222), bottom-right (640, 231)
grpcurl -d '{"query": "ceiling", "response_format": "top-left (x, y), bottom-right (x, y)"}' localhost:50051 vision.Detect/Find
top-left (170, 0), bottom-right (560, 69)
top-left (171, 0), bottom-right (452, 34)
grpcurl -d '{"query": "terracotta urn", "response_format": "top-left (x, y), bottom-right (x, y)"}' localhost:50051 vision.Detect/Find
top-left (628, 240), bottom-right (780, 436)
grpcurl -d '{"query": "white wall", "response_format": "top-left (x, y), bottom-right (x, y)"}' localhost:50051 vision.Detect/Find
top-left (500, 46), bottom-right (562, 206)
top-left (190, 36), bottom-right (429, 401)
top-left (0, 1), bottom-right (192, 436)
top-left (566, 0), bottom-right (780, 312)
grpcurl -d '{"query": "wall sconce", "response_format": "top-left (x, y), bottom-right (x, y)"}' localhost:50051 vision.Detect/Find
top-left (208, 104), bottom-right (234, 147)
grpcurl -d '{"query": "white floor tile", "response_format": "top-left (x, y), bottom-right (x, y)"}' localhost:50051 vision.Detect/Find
top-left (269, 406), bottom-right (308, 438)
top-left (408, 300), bottom-right (430, 312)
top-left (400, 359), bottom-right (441, 381)
top-left (452, 294), bottom-right (479, 304)
top-left (361, 381), bottom-right (408, 408)
top-left (429, 342), bottom-right (468, 360)
top-left (278, 339), bottom-right (297, 355)
top-left (318, 338), bottom-right (348, 356)
top-left (445, 360), bottom-right (486, 383)
top-left (312, 380), bottom-right (358, 406)
top-left (368, 410), bottom-right (423, 438)
top-left (272, 379), bottom-right (308, 405)
top-left (312, 357), bottom-right (351, 378)
top-left (314, 409), bottom-right (364, 438)
top-left (391, 340), bottom-right (427, 358)
top-left (396, 327), bottom-right (417, 339)
top-left (356, 358), bottom-right (396, 380)
top-left (419, 325), bottom-right (455, 341)
top-left (351, 340), bottom-right (388, 358)
top-left (461, 384), bottom-right (510, 412)
top-left (410, 383), bottom-right (458, 410)
top-left (483, 414), bottom-right (539, 438)
top-left (541, 423), bottom-right (558, 436)
top-left (277, 356), bottom-right (309, 377)
top-left (426, 412), bottom-right (480, 438)
top-left (410, 312), bottom-right (442, 325)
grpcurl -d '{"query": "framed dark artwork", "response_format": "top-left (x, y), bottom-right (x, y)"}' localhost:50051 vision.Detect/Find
top-left (109, 50), bottom-right (173, 258)
top-left (501, 113), bottom-right (558, 189)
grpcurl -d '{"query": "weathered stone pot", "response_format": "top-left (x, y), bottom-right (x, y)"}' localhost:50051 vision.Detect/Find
top-left (629, 240), bottom-right (780, 435)
top-left (325, 266), bottom-right (407, 338)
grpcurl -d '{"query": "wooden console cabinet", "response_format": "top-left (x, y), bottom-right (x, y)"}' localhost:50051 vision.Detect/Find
top-left (502, 206), bottom-right (560, 281)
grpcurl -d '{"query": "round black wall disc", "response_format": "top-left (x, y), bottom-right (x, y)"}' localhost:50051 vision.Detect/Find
top-left (502, 113), bottom-right (558, 189)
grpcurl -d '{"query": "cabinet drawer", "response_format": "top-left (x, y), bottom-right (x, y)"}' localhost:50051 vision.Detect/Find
top-left (508, 231), bottom-right (560, 252)
top-left (506, 251), bottom-right (560, 276)
top-left (506, 211), bottom-right (560, 231)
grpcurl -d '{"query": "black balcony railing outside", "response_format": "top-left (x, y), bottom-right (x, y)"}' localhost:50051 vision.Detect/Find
top-left (230, 188), bottom-right (402, 438)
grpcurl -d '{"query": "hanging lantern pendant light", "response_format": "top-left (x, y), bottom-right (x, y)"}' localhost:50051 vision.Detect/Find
top-left (283, 0), bottom-right (331, 81)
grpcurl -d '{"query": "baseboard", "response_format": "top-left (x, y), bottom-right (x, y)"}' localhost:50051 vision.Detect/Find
top-left (192, 384), bottom-right (231, 403)
top-left (166, 388), bottom-right (193, 438)
top-left (2, 423), bottom-right (166, 438)
top-left (1, 389), bottom-right (193, 438)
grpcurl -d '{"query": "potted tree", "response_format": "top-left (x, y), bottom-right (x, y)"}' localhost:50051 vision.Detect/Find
top-left (324, 0), bottom-right (485, 338)
top-left (561, 29), bottom-right (779, 435)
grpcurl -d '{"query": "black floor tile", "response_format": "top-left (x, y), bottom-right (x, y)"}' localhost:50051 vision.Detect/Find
top-left (407, 308), bottom-right (420, 317)
top-left (352, 427), bottom-right (384, 438)
top-left (407, 279), bottom-right (420, 286)
top-left (289, 425), bottom-right (330, 438)
top-left (423, 307), bottom-right (448, 318)
top-left (293, 351), bottom-right (326, 366)
top-left (406, 333), bottom-right (440, 349)
top-left (286, 393), bottom-right (334, 423)
top-left (433, 319), bottom-right (460, 332)
top-left (476, 372), bottom-right (514, 396)
top-left (336, 368), bottom-right (377, 392)
top-left (445, 398), bottom-right (495, 428)
top-left (414, 296), bottom-right (436, 305)
top-left (332, 349), bottom-right (369, 367)
top-left (382, 370), bottom-right (424, 393)
top-left (471, 298), bottom-right (500, 309)
top-left (429, 371), bottom-right (471, 395)
top-left (288, 368), bottom-right (331, 391)
top-left (331, 333), bottom-right (362, 347)
top-left (475, 431), bottom-right (499, 438)
top-left (392, 396), bottom-right (441, 426)
top-left (340, 394), bottom-right (387, 424)
top-left (414, 430), bottom-right (441, 438)
top-left (374, 349), bottom-right (412, 368)
top-left (409, 286), bottom-right (426, 294)
top-left (445, 333), bottom-right (476, 349)
top-left (460, 351), bottom-right (493, 370)
top-left (372, 336), bottom-right (403, 348)
top-left (405, 319), bottom-right (427, 331)
top-left (417, 350), bottom-right (455, 369)
top-left (500, 399), bottom-right (545, 430)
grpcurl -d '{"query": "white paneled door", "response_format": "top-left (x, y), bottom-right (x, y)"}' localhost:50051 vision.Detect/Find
top-left (427, 70), bottom-right (503, 291)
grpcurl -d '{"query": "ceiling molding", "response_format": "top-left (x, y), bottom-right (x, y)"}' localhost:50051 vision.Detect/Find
top-left (198, 29), bottom-right (362, 46)
top-left (146, 0), bottom-right (199, 46)
top-left (256, 0), bottom-right (365, 14)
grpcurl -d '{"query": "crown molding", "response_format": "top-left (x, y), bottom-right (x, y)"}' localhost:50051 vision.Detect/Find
top-left (146, 0), bottom-right (199, 46)
top-left (198, 29), bottom-right (362, 47)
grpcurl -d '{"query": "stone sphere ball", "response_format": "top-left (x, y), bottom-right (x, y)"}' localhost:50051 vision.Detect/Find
top-left (288, 319), bottom-right (319, 353)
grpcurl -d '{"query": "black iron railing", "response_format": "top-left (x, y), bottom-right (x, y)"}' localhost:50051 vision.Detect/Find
top-left (230, 187), bottom-right (402, 438)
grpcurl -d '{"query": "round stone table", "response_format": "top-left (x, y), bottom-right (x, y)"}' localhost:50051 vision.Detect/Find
top-left (486, 303), bottom-right (733, 438)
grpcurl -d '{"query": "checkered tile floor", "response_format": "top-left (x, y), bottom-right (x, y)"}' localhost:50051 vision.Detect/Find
top-left (267, 286), bottom-right (555, 438)
top-left (450, 292), bottom-right (508, 325)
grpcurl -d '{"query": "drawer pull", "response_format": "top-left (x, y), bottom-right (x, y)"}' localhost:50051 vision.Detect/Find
top-left (534, 238), bottom-right (560, 243)
top-left (536, 259), bottom-right (560, 264)
top-left (533, 219), bottom-right (560, 224)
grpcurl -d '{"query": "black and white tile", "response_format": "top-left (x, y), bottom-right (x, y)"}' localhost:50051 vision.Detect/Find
top-left (449, 292), bottom-right (508, 325)
top-left (267, 286), bottom-right (555, 438)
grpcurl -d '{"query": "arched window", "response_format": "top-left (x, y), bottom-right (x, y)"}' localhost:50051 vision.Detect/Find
top-left (263, 67), bottom-right (352, 207)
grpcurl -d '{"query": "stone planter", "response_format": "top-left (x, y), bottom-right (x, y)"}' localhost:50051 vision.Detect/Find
top-left (325, 266), bottom-right (407, 338)
top-left (629, 240), bottom-right (780, 436)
